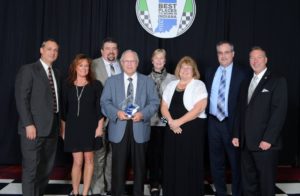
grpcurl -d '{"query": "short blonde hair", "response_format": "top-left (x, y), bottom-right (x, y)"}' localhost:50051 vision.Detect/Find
top-left (174, 56), bottom-right (200, 79)
top-left (152, 49), bottom-right (166, 59)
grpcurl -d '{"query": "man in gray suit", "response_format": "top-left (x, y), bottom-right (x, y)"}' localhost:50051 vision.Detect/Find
top-left (15, 39), bottom-right (60, 196)
top-left (91, 37), bottom-right (121, 195)
top-left (101, 50), bottom-right (160, 196)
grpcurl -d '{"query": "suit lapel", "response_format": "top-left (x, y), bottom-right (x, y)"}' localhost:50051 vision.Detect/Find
top-left (36, 61), bottom-right (50, 86)
top-left (228, 65), bottom-right (238, 110)
top-left (118, 74), bottom-right (126, 102)
top-left (136, 73), bottom-right (145, 105)
top-left (99, 58), bottom-right (109, 79)
top-left (248, 70), bottom-right (271, 104)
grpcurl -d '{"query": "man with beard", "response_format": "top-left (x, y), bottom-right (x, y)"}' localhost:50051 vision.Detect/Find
top-left (90, 37), bottom-right (122, 196)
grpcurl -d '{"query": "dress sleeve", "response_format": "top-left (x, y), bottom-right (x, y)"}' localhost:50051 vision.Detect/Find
top-left (94, 80), bottom-right (104, 120)
top-left (195, 80), bottom-right (208, 102)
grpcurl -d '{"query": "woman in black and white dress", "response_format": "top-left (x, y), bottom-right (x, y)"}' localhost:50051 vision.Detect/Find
top-left (161, 56), bottom-right (208, 196)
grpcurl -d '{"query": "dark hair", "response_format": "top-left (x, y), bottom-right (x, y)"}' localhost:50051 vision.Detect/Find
top-left (41, 38), bottom-right (59, 48)
top-left (67, 54), bottom-right (94, 84)
top-left (250, 46), bottom-right (267, 57)
top-left (101, 37), bottom-right (118, 49)
top-left (216, 41), bottom-right (234, 52)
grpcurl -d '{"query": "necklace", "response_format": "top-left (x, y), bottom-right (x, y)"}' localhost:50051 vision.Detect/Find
top-left (75, 85), bottom-right (85, 116)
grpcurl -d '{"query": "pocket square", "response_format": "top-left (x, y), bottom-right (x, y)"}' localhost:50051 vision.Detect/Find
top-left (262, 88), bottom-right (269, 93)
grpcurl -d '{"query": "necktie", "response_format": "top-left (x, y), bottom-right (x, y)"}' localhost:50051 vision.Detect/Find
top-left (127, 78), bottom-right (133, 104)
top-left (248, 75), bottom-right (258, 103)
top-left (216, 69), bottom-right (226, 121)
top-left (48, 66), bottom-right (57, 112)
top-left (110, 63), bottom-right (115, 75)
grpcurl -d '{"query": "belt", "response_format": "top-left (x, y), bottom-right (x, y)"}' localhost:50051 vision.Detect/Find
top-left (209, 114), bottom-right (228, 122)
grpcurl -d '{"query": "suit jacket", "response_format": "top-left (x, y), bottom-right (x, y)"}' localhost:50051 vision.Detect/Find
top-left (100, 72), bottom-right (160, 143)
top-left (233, 70), bottom-right (288, 151)
top-left (15, 60), bottom-right (61, 137)
top-left (205, 64), bottom-right (247, 132)
top-left (92, 57), bottom-right (121, 86)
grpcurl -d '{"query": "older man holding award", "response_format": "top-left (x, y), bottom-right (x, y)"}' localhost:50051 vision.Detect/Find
top-left (100, 49), bottom-right (160, 196)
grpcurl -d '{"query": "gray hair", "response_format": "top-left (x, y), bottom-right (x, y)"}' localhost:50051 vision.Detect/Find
top-left (120, 49), bottom-right (139, 63)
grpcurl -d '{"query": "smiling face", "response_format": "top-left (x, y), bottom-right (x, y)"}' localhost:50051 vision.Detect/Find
top-left (121, 50), bottom-right (139, 76)
top-left (76, 59), bottom-right (90, 78)
top-left (40, 40), bottom-right (59, 65)
top-left (101, 42), bottom-right (118, 62)
top-left (249, 49), bottom-right (268, 74)
top-left (217, 43), bottom-right (234, 67)
top-left (179, 63), bottom-right (194, 81)
top-left (152, 52), bottom-right (166, 72)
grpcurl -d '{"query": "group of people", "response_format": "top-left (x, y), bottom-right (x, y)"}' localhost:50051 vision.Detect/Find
top-left (15, 38), bottom-right (287, 196)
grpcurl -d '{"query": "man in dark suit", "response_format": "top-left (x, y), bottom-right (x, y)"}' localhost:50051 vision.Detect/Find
top-left (101, 50), bottom-right (160, 196)
top-left (205, 41), bottom-right (246, 196)
top-left (91, 37), bottom-right (121, 196)
top-left (232, 46), bottom-right (288, 196)
top-left (15, 39), bottom-right (60, 196)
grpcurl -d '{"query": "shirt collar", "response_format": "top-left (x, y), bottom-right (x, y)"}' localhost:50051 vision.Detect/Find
top-left (124, 72), bottom-right (137, 81)
top-left (102, 57), bottom-right (117, 66)
top-left (219, 63), bottom-right (233, 71)
top-left (254, 67), bottom-right (267, 80)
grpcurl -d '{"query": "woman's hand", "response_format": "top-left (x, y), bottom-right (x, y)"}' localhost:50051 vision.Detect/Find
top-left (95, 127), bottom-right (103, 137)
top-left (95, 117), bottom-right (104, 137)
top-left (168, 119), bottom-right (183, 134)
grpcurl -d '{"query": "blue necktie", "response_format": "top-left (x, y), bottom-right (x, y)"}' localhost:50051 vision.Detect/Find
top-left (216, 69), bottom-right (226, 121)
top-left (127, 78), bottom-right (133, 104)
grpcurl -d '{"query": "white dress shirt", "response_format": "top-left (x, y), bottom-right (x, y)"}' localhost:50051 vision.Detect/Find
top-left (40, 59), bottom-right (59, 113)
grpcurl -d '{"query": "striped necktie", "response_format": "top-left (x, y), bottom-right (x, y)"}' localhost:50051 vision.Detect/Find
top-left (110, 63), bottom-right (115, 75)
top-left (127, 78), bottom-right (133, 104)
top-left (216, 69), bottom-right (226, 121)
top-left (48, 66), bottom-right (57, 112)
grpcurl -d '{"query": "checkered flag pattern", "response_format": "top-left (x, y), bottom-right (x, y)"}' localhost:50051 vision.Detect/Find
top-left (178, 12), bottom-right (193, 32)
top-left (139, 11), bottom-right (153, 32)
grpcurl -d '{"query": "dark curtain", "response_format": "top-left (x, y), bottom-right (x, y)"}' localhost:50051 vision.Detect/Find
top-left (0, 0), bottom-right (299, 165)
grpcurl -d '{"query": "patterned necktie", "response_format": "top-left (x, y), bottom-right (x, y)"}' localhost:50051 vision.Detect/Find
top-left (48, 66), bottom-right (57, 112)
top-left (127, 78), bottom-right (133, 104)
top-left (216, 69), bottom-right (226, 121)
top-left (248, 75), bottom-right (258, 103)
top-left (110, 63), bottom-right (115, 75)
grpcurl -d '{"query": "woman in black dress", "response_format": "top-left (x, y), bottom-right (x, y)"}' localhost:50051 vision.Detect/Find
top-left (161, 56), bottom-right (208, 196)
top-left (61, 54), bottom-right (104, 196)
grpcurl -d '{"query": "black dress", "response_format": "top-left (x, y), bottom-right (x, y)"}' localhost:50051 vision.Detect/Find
top-left (62, 80), bottom-right (103, 152)
top-left (163, 89), bottom-right (205, 196)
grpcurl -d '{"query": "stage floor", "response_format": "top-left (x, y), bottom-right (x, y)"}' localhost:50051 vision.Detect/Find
top-left (1, 165), bottom-right (300, 195)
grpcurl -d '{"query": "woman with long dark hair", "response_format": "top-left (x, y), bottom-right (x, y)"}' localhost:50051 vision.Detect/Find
top-left (61, 54), bottom-right (104, 196)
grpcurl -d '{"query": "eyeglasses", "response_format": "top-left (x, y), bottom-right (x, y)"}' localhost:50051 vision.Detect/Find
top-left (217, 51), bottom-right (233, 55)
top-left (122, 60), bottom-right (137, 64)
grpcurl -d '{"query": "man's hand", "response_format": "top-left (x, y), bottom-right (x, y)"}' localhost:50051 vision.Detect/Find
top-left (232, 138), bottom-right (239, 147)
top-left (117, 111), bottom-right (129, 120)
top-left (132, 112), bottom-right (143, 122)
top-left (26, 125), bottom-right (37, 140)
top-left (259, 141), bottom-right (271, 150)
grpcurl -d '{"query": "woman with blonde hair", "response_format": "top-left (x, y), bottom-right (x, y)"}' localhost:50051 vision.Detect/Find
top-left (161, 56), bottom-right (207, 196)
top-left (147, 49), bottom-right (176, 196)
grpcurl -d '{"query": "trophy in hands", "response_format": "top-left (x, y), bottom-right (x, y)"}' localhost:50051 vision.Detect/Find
top-left (120, 96), bottom-right (140, 118)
